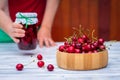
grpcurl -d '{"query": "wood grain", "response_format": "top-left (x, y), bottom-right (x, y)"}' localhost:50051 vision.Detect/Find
top-left (52, 0), bottom-right (120, 41)
top-left (56, 50), bottom-right (108, 70)
top-left (110, 0), bottom-right (120, 40)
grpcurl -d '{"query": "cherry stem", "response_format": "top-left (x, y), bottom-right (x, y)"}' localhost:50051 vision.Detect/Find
top-left (91, 29), bottom-right (97, 42)
top-left (24, 59), bottom-right (36, 66)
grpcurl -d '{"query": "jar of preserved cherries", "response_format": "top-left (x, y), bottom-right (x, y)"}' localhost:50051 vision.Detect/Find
top-left (15, 12), bottom-right (38, 50)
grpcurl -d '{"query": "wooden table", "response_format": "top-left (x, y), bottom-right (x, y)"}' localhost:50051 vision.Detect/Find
top-left (0, 42), bottom-right (120, 80)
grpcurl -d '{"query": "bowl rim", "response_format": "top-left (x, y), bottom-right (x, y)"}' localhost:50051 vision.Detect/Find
top-left (57, 49), bottom-right (108, 55)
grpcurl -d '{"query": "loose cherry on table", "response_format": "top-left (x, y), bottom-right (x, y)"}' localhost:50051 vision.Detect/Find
top-left (16, 53), bottom-right (55, 71)
top-left (37, 54), bottom-right (43, 60)
top-left (37, 61), bottom-right (45, 68)
top-left (16, 63), bottom-right (24, 71)
top-left (47, 64), bottom-right (54, 71)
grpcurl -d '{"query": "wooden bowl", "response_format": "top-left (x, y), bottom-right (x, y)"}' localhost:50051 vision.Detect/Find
top-left (56, 50), bottom-right (108, 70)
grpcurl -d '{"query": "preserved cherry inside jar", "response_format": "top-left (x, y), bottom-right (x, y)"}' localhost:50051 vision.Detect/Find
top-left (18, 24), bottom-right (37, 50)
top-left (15, 12), bottom-right (38, 50)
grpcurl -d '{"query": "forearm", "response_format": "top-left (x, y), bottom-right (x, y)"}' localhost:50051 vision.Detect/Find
top-left (41, 0), bottom-right (60, 30)
top-left (0, 0), bottom-right (12, 34)
top-left (0, 10), bottom-right (12, 32)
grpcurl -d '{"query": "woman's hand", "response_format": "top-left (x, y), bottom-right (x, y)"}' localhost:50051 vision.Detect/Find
top-left (8, 23), bottom-right (25, 43)
top-left (37, 0), bottom-right (59, 47)
top-left (37, 26), bottom-right (56, 47)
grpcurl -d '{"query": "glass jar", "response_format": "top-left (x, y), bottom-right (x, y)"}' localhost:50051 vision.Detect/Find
top-left (15, 12), bottom-right (38, 50)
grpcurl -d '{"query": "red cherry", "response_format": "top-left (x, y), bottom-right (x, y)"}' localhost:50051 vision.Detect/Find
top-left (71, 42), bottom-right (76, 47)
top-left (64, 41), bottom-right (69, 45)
top-left (82, 50), bottom-right (86, 53)
top-left (82, 44), bottom-right (91, 52)
top-left (59, 45), bottom-right (65, 52)
top-left (93, 41), bottom-right (99, 48)
top-left (66, 46), bottom-right (75, 53)
top-left (20, 39), bottom-right (28, 46)
top-left (88, 51), bottom-right (93, 53)
top-left (93, 50), bottom-right (98, 53)
top-left (82, 35), bottom-right (87, 38)
top-left (86, 39), bottom-right (91, 43)
top-left (99, 45), bottom-right (105, 50)
top-left (81, 35), bottom-right (88, 42)
top-left (98, 38), bottom-right (104, 45)
top-left (64, 41), bottom-right (71, 48)
top-left (37, 54), bottom-right (43, 60)
top-left (75, 43), bottom-right (82, 49)
top-left (47, 64), bottom-right (54, 71)
top-left (37, 61), bottom-right (45, 68)
top-left (78, 38), bottom-right (84, 43)
top-left (84, 43), bottom-right (88, 45)
top-left (28, 27), bottom-right (33, 32)
top-left (74, 49), bottom-right (81, 53)
top-left (16, 63), bottom-right (24, 71)
top-left (72, 36), bottom-right (77, 42)
top-left (91, 44), bottom-right (96, 50)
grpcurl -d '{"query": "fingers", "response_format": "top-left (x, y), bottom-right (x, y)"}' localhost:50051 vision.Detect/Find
top-left (12, 37), bottom-right (20, 43)
top-left (10, 23), bottom-right (25, 43)
top-left (39, 38), bottom-right (56, 48)
top-left (13, 23), bottom-right (23, 28)
top-left (39, 38), bottom-right (44, 48)
top-left (12, 32), bottom-right (25, 38)
top-left (44, 38), bottom-right (49, 47)
top-left (13, 28), bottom-right (25, 34)
top-left (48, 39), bottom-right (56, 47)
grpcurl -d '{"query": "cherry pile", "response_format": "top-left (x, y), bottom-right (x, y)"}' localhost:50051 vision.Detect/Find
top-left (59, 27), bottom-right (106, 53)
top-left (16, 54), bottom-right (54, 71)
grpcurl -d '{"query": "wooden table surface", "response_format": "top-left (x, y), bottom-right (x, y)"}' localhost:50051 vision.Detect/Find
top-left (0, 42), bottom-right (120, 80)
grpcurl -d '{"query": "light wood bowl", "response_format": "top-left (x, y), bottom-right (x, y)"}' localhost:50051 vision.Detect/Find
top-left (56, 50), bottom-right (108, 70)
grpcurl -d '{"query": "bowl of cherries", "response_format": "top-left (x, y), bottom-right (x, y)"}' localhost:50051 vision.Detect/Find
top-left (56, 27), bottom-right (108, 70)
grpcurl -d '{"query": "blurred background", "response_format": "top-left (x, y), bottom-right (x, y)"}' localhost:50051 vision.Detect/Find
top-left (51, 0), bottom-right (120, 42)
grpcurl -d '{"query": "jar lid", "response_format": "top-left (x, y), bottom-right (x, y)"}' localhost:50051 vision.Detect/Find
top-left (15, 18), bottom-right (38, 25)
top-left (15, 12), bottom-right (38, 25)
top-left (16, 12), bottom-right (37, 18)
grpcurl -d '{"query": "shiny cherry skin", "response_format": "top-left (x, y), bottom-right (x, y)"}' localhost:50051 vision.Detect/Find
top-left (37, 61), bottom-right (45, 68)
top-left (47, 64), bottom-right (54, 71)
top-left (59, 45), bottom-right (65, 52)
top-left (16, 63), bottom-right (24, 71)
top-left (98, 38), bottom-right (104, 45)
top-left (37, 54), bottom-right (43, 60)
top-left (66, 46), bottom-right (75, 53)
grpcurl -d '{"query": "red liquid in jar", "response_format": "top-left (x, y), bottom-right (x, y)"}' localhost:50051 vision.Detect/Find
top-left (18, 24), bottom-right (38, 50)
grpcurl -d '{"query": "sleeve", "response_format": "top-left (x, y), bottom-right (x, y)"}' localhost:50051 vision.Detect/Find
top-left (0, 29), bottom-right (13, 43)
